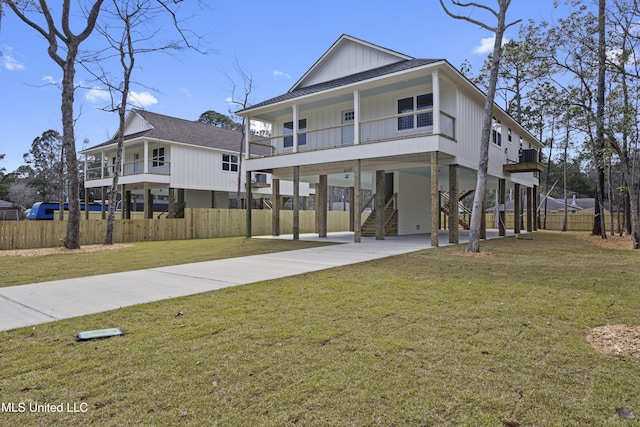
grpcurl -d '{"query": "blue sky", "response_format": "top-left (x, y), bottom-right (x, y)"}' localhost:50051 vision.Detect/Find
top-left (0, 1), bottom-right (568, 173)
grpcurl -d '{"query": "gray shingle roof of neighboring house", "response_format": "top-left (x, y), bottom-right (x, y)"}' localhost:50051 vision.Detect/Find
top-left (0, 199), bottom-right (16, 209)
top-left (239, 58), bottom-right (444, 112)
top-left (85, 110), bottom-right (261, 153)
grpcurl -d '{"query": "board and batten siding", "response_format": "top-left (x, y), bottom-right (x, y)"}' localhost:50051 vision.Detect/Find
top-left (301, 40), bottom-right (405, 88)
top-left (170, 145), bottom-right (238, 192)
top-left (125, 112), bottom-right (153, 135)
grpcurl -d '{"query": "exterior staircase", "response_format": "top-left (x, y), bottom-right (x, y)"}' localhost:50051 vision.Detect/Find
top-left (440, 190), bottom-right (473, 230)
top-left (361, 193), bottom-right (398, 237)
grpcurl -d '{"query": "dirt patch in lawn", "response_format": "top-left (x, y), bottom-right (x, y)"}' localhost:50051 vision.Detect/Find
top-left (0, 244), bottom-right (134, 257)
top-left (453, 251), bottom-right (495, 258)
top-left (587, 325), bottom-right (640, 357)
top-left (574, 233), bottom-right (635, 251)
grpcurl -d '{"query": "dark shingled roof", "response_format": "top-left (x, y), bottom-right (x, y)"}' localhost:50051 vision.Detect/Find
top-left (240, 58), bottom-right (443, 112)
top-left (85, 110), bottom-right (248, 152)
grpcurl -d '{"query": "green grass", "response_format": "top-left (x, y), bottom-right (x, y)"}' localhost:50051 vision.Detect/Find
top-left (0, 237), bottom-right (332, 287)
top-left (1, 232), bottom-right (639, 426)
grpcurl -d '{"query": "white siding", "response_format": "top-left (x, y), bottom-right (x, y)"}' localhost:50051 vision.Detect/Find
top-left (455, 91), bottom-right (483, 169)
top-left (124, 112), bottom-right (153, 135)
top-left (397, 172), bottom-right (431, 235)
top-left (170, 145), bottom-right (237, 191)
top-left (302, 40), bottom-right (405, 87)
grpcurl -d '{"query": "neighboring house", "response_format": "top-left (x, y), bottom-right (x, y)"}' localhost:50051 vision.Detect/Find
top-left (237, 35), bottom-right (544, 244)
top-left (81, 109), bottom-right (311, 218)
top-left (0, 199), bottom-right (20, 221)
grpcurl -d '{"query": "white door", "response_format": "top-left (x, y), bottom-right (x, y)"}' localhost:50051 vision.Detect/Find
top-left (342, 110), bottom-right (354, 144)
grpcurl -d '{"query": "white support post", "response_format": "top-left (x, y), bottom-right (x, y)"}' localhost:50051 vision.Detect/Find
top-left (101, 151), bottom-right (105, 178)
top-left (432, 70), bottom-right (441, 135)
top-left (143, 141), bottom-right (149, 174)
top-left (245, 117), bottom-right (251, 160)
top-left (292, 105), bottom-right (299, 153)
top-left (353, 90), bottom-right (360, 145)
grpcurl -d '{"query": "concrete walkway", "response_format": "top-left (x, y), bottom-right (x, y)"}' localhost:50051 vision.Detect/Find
top-left (0, 230), bottom-right (510, 332)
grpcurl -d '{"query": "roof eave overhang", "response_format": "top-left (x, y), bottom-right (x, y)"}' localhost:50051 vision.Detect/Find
top-left (238, 60), bottom-right (449, 119)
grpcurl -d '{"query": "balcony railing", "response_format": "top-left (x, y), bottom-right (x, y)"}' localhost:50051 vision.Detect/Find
top-left (503, 149), bottom-right (543, 174)
top-left (85, 161), bottom-right (171, 181)
top-left (249, 111), bottom-right (455, 158)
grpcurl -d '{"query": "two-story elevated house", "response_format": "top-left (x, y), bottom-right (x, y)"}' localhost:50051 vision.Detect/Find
top-left (81, 109), bottom-right (311, 218)
top-left (237, 35), bottom-right (543, 245)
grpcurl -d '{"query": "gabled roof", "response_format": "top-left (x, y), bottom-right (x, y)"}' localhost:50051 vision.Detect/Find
top-left (83, 110), bottom-right (246, 153)
top-left (291, 34), bottom-right (413, 91)
top-left (240, 58), bottom-right (443, 113)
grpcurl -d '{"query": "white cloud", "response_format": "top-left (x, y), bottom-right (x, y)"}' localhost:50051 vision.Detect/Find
top-left (179, 88), bottom-right (193, 98)
top-left (85, 87), bottom-right (111, 103)
top-left (473, 36), bottom-right (510, 55)
top-left (2, 55), bottom-right (24, 71)
top-left (42, 75), bottom-right (59, 85)
top-left (128, 91), bottom-right (158, 108)
top-left (273, 70), bottom-right (291, 79)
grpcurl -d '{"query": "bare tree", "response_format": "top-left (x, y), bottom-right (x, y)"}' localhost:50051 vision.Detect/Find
top-left (5, 0), bottom-right (105, 249)
top-left (440, 0), bottom-right (521, 252)
top-left (82, 0), bottom-right (204, 244)
top-left (224, 62), bottom-right (254, 208)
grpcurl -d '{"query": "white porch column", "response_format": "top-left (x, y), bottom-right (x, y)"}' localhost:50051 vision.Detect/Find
top-left (101, 150), bottom-right (105, 178)
top-left (245, 117), bottom-right (251, 160)
top-left (432, 70), bottom-right (441, 135)
top-left (292, 104), bottom-right (299, 153)
top-left (143, 140), bottom-right (149, 173)
top-left (353, 90), bottom-right (360, 145)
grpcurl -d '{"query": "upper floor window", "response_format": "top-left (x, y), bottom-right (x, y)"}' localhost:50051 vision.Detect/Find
top-left (492, 117), bottom-right (502, 147)
top-left (152, 147), bottom-right (165, 167)
top-left (222, 154), bottom-right (238, 172)
top-left (397, 94), bottom-right (433, 130)
top-left (507, 127), bottom-right (512, 144)
top-left (283, 119), bottom-right (307, 147)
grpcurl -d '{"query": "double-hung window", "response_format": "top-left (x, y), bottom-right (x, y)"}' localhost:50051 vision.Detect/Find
top-left (152, 147), bottom-right (165, 167)
top-left (222, 154), bottom-right (238, 172)
top-left (397, 94), bottom-right (433, 131)
top-left (283, 119), bottom-right (307, 148)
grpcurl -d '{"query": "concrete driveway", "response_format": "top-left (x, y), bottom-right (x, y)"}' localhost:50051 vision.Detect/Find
top-left (0, 230), bottom-right (511, 331)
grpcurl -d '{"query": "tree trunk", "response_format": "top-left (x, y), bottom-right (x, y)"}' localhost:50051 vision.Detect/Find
top-left (467, 25), bottom-right (506, 252)
top-left (62, 51), bottom-right (81, 249)
top-left (592, 0), bottom-right (607, 239)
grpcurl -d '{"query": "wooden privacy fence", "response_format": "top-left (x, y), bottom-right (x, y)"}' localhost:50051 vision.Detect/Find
top-left (0, 209), bottom-right (596, 250)
top-left (485, 212), bottom-right (595, 232)
top-left (0, 209), bottom-right (352, 250)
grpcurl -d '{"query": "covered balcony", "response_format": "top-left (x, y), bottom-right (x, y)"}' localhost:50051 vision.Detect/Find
top-left (243, 69), bottom-right (458, 161)
top-left (248, 109), bottom-right (456, 158)
top-left (84, 142), bottom-right (171, 183)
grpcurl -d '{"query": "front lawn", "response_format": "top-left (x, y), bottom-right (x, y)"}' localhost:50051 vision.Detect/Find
top-left (1, 232), bottom-right (639, 426)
